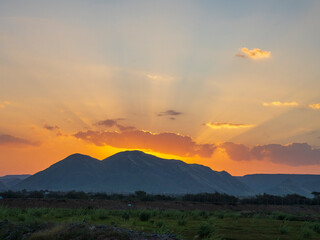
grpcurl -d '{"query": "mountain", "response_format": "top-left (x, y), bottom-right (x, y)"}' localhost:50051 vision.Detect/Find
top-left (14, 151), bottom-right (252, 195)
top-left (237, 174), bottom-right (320, 198)
top-left (0, 181), bottom-right (7, 191)
top-left (0, 175), bottom-right (31, 189)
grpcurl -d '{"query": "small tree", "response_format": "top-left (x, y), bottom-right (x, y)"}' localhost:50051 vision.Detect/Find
top-left (135, 190), bottom-right (147, 200)
top-left (312, 191), bottom-right (320, 199)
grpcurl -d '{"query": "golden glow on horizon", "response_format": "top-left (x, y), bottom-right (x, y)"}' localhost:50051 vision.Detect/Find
top-left (205, 122), bottom-right (254, 129)
top-left (309, 103), bottom-right (320, 110)
top-left (263, 101), bottom-right (299, 107)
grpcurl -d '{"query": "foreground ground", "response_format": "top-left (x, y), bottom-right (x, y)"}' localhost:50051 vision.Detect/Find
top-left (0, 200), bottom-right (320, 240)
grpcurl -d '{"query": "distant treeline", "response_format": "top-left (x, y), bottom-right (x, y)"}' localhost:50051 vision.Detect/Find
top-left (1, 190), bottom-right (320, 205)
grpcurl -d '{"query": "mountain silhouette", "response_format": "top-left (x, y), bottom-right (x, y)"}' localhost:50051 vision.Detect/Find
top-left (14, 150), bottom-right (252, 195)
top-left (0, 181), bottom-right (7, 191)
top-left (237, 174), bottom-right (320, 197)
top-left (0, 174), bottom-right (31, 189)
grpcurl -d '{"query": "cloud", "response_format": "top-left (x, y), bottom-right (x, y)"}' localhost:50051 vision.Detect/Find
top-left (263, 101), bottom-right (299, 107)
top-left (236, 47), bottom-right (271, 59)
top-left (95, 119), bottom-right (136, 132)
top-left (222, 142), bottom-right (320, 166)
top-left (309, 103), bottom-right (320, 110)
top-left (157, 110), bottom-right (182, 117)
top-left (44, 125), bottom-right (60, 131)
top-left (0, 101), bottom-right (11, 109)
top-left (221, 142), bottom-right (253, 161)
top-left (0, 134), bottom-right (39, 147)
top-left (73, 129), bottom-right (216, 158)
top-left (263, 102), bottom-right (320, 109)
top-left (43, 125), bottom-right (63, 136)
top-left (146, 74), bottom-right (174, 82)
top-left (116, 125), bottom-right (137, 132)
top-left (205, 122), bottom-right (254, 129)
top-left (95, 119), bottom-right (118, 128)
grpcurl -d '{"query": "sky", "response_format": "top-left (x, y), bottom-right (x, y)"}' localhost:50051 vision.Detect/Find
top-left (1, 0), bottom-right (320, 176)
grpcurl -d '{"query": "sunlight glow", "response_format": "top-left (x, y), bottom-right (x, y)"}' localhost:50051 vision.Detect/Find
top-left (205, 122), bottom-right (254, 129)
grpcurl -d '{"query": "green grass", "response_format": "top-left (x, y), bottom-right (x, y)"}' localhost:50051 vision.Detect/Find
top-left (0, 207), bottom-right (320, 239)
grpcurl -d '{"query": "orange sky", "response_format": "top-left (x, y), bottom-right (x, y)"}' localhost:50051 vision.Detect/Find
top-left (1, 1), bottom-right (320, 176)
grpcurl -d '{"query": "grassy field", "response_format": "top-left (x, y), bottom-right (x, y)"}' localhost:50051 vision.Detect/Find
top-left (0, 206), bottom-right (320, 240)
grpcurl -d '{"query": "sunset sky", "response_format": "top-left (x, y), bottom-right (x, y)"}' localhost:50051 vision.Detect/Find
top-left (1, 0), bottom-right (320, 176)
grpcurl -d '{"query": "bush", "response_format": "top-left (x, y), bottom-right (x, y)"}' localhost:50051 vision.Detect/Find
top-left (121, 212), bottom-right (130, 221)
top-left (197, 223), bottom-right (214, 238)
top-left (272, 212), bottom-right (290, 221)
top-left (18, 215), bottom-right (26, 222)
top-left (300, 223), bottom-right (313, 238)
top-left (311, 222), bottom-right (320, 233)
top-left (156, 221), bottom-right (164, 228)
top-left (97, 211), bottom-right (109, 220)
top-left (139, 211), bottom-right (151, 222)
top-left (279, 224), bottom-right (289, 234)
top-left (177, 218), bottom-right (187, 226)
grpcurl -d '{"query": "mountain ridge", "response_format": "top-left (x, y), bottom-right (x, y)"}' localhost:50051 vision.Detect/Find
top-left (237, 174), bottom-right (320, 198)
top-left (14, 150), bottom-right (252, 195)
top-left (6, 151), bottom-right (320, 197)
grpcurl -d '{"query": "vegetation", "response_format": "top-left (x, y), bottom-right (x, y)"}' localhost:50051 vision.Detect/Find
top-left (1, 190), bottom-right (320, 205)
top-left (0, 206), bottom-right (320, 239)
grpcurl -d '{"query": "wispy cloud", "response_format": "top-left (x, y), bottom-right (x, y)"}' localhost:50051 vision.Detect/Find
top-left (0, 134), bottom-right (40, 147)
top-left (205, 122), bottom-right (254, 129)
top-left (263, 101), bottom-right (299, 107)
top-left (0, 101), bottom-right (11, 109)
top-left (43, 125), bottom-right (63, 136)
top-left (95, 119), bottom-right (136, 132)
top-left (157, 110), bottom-right (183, 120)
top-left (73, 129), bottom-right (216, 158)
top-left (44, 125), bottom-right (60, 131)
top-left (236, 47), bottom-right (271, 59)
top-left (95, 119), bottom-right (118, 128)
top-left (146, 74), bottom-right (174, 81)
top-left (309, 103), bottom-right (320, 110)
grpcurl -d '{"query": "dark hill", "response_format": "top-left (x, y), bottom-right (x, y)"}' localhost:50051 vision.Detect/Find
top-left (15, 151), bottom-right (252, 195)
top-left (0, 181), bottom-right (7, 191)
top-left (0, 174), bottom-right (31, 189)
top-left (237, 174), bottom-right (320, 197)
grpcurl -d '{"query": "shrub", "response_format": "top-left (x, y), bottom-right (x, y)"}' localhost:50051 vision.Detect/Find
top-left (272, 212), bottom-right (289, 221)
top-left (30, 209), bottom-right (43, 218)
top-left (139, 211), bottom-right (150, 222)
top-left (197, 223), bottom-right (214, 238)
top-left (156, 221), bottom-right (164, 228)
top-left (300, 223), bottom-right (313, 238)
top-left (97, 211), bottom-right (109, 220)
top-left (18, 214), bottom-right (26, 222)
top-left (121, 212), bottom-right (130, 221)
top-left (156, 226), bottom-right (171, 235)
top-left (279, 224), bottom-right (289, 234)
top-left (214, 211), bottom-right (225, 219)
top-left (177, 218), bottom-right (187, 226)
top-left (311, 222), bottom-right (320, 233)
